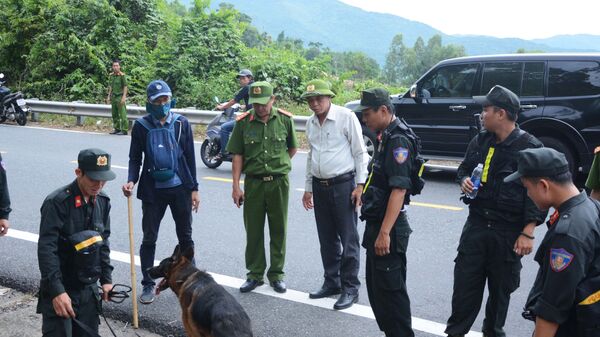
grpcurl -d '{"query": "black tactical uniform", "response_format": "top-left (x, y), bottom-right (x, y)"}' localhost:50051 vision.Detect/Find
top-left (0, 153), bottom-right (11, 222)
top-left (361, 117), bottom-right (416, 337)
top-left (526, 192), bottom-right (600, 337)
top-left (37, 149), bottom-right (114, 337)
top-left (445, 127), bottom-right (545, 337)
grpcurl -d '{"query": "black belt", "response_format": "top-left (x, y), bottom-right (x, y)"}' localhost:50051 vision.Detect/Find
top-left (313, 172), bottom-right (355, 186)
top-left (246, 174), bottom-right (285, 182)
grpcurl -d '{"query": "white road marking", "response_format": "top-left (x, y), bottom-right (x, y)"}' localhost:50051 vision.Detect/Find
top-left (6, 228), bottom-right (481, 336)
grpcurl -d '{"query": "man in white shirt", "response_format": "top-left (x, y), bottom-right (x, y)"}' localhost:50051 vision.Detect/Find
top-left (301, 79), bottom-right (369, 310)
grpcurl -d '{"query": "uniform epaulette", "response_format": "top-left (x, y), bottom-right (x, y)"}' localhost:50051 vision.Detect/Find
top-left (236, 112), bottom-right (250, 122)
top-left (277, 108), bottom-right (293, 117)
top-left (594, 146), bottom-right (600, 154)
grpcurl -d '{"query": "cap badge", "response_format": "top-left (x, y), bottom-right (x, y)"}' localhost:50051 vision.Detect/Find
top-left (306, 84), bottom-right (315, 91)
top-left (253, 87), bottom-right (262, 95)
top-left (97, 156), bottom-right (108, 167)
top-left (156, 84), bottom-right (162, 90)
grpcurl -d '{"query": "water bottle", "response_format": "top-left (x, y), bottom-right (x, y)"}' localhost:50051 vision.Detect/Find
top-left (466, 163), bottom-right (483, 199)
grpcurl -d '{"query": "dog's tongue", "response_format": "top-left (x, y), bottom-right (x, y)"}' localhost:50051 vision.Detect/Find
top-left (156, 278), bottom-right (167, 295)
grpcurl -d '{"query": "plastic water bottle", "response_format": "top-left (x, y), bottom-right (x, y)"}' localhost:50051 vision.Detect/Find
top-left (466, 163), bottom-right (484, 199)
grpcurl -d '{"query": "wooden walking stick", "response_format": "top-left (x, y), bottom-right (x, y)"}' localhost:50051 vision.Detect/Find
top-left (127, 196), bottom-right (139, 328)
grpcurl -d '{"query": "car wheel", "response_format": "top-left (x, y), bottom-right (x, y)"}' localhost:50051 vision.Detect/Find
top-left (362, 127), bottom-right (377, 159)
top-left (538, 136), bottom-right (576, 176)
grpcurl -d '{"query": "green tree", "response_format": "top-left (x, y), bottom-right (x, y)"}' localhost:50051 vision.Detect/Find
top-left (383, 34), bottom-right (406, 84)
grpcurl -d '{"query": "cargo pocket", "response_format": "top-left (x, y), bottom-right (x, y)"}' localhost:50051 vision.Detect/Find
top-left (393, 229), bottom-right (411, 254)
top-left (374, 258), bottom-right (406, 291)
top-left (505, 244), bottom-right (522, 293)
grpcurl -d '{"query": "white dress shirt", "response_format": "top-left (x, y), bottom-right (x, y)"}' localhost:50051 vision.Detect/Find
top-left (305, 103), bottom-right (369, 192)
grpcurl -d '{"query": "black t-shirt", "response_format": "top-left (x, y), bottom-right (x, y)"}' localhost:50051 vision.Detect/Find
top-left (234, 81), bottom-right (254, 109)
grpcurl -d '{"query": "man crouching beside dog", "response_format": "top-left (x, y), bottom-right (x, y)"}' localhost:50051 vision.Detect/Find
top-left (148, 245), bottom-right (253, 337)
top-left (37, 148), bottom-right (116, 337)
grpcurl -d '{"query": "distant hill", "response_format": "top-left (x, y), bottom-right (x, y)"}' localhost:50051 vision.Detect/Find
top-left (178, 0), bottom-right (600, 64)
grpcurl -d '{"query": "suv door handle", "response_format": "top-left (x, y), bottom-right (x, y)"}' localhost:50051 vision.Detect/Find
top-left (521, 104), bottom-right (538, 109)
top-left (449, 105), bottom-right (466, 110)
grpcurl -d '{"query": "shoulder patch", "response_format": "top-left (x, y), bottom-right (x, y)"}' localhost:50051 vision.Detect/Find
top-left (277, 108), bottom-right (293, 117)
top-left (595, 146), bottom-right (600, 154)
top-left (393, 146), bottom-right (409, 164)
top-left (550, 248), bottom-right (574, 272)
top-left (236, 112), bottom-right (250, 122)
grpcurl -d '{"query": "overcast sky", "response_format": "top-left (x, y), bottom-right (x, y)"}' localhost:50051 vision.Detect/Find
top-left (339, 0), bottom-right (600, 39)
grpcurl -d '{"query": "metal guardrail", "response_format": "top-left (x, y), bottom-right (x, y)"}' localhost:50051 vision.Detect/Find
top-left (25, 99), bottom-right (309, 131)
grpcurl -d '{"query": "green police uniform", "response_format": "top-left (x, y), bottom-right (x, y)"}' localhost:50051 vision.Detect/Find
top-left (37, 149), bottom-right (116, 337)
top-left (585, 146), bottom-right (600, 190)
top-left (109, 73), bottom-right (128, 132)
top-left (226, 82), bottom-right (298, 282)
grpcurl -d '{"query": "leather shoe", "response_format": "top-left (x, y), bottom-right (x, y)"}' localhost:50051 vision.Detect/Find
top-left (270, 280), bottom-right (287, 293)
top-left (239, 279), bottom-right (264, 293)
top-left (333, 292), bottom-right (358, 310)
top-left (309, 287), bottom-right (341, 299)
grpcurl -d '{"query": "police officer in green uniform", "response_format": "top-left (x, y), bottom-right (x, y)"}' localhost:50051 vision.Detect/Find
top-left (585, 146), bottom-right (600, 200)
top-left (446, 85), bottom-right (546, 337)
top-left (356, 88), bottom-right (417, 337)
top-left (0, 153), bottom-right (11, 236)
top-left (506, 148), bottom-right (600, 337)
top-left (37, 148), bottom-right (116, 337)
top-left (226, 81), bottom-right (298, 294)
top-left (106, 59), bottom-right (128, 135)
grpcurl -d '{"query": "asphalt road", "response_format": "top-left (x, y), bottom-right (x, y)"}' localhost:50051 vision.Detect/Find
top-left (0, 124), bottom-right (546, 337)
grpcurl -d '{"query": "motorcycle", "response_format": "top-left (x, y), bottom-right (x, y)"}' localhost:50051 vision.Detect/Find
top-left (0, 73), bottom-right (30, 126)
top-left (200, 97), bottom-right (240, 169)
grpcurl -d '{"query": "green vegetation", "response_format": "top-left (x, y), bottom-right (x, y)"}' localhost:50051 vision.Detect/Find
top-left (0, 0), bottom-right (463, 114)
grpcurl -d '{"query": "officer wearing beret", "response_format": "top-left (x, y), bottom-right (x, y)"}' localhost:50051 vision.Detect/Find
top-left (356, 88), bottom-right (418, 337)
top-left (301, 79), bottom-right (368, 310)
top-left (506, 148), bottom-right (600, 337)
top-left (227, 81), bottom-right (298, 294)
top-left (37, 148), bottom-right (116, 337)
top-left (0, 153), bottom-right (11, 236)
top-left (446, 85), bottom-right (546, 337)
top-left (585, 147), bottom-right (600, 201)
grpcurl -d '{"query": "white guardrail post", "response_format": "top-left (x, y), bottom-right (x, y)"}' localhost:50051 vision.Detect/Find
top-left (25, 99), bottom-right (308, 132)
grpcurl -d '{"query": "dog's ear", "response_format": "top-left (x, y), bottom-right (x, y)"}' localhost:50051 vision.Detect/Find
top-left (172, 245), bottom-right (181, 258)
top-left (182, 246), bottom-right (194, 260)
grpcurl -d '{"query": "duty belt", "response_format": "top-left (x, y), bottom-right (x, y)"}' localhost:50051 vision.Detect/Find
top-left (246, 174), bottom-right (285, 182)
top-left (313, 172), bottom-right (355, 186)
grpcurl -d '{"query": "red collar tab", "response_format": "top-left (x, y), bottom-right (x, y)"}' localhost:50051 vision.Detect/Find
top-left (75, 195), bottom-right (83, 208)
top-left (548, 209), bottom-right (560, 226)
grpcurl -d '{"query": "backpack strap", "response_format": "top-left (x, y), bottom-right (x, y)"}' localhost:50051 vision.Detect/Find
top-left (136, 116), bottom-right (154, 131)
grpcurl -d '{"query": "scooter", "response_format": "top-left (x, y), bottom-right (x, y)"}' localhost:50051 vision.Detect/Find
top-left (200, 97), bottom-right (240, 169)
top-left (0, 73), bottom-right (30, 126)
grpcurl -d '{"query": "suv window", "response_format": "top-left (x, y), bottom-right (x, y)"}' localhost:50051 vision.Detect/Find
top-left (421, 63), bottom-right (478, 98)
top-left (549, 61), bottom-right (600, 97)
top-left (481, 62), bottom-right (522, 95)
top-left (522, 62), bottom-right (545, 97)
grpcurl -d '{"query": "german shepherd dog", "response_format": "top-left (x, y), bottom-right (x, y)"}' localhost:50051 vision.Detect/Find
top-left (147, 245), bottom-right (253, 337)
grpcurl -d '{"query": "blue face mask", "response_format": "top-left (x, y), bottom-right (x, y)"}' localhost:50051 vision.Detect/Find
top-left (146, 102), bottom-right (170, 120)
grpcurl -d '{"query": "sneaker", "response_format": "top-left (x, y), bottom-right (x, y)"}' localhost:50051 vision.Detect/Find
top-left (139, 285), bottom-right (155, 304)
top-left (117, 130), bottom-right (128, 135)
top-left (109, 129), bottom-right (119, 135)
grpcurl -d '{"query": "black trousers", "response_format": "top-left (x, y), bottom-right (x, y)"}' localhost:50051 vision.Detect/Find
top-left (313, 178), bottom-right (361, 294)
top-left (39, 285), bottom-right (100, 337)
top-left (365, 216), bottom-right (414, 337)
top-left (445, 216), bottom-right (522, 337)
top-left (140, 185), bottom-right (194, 286)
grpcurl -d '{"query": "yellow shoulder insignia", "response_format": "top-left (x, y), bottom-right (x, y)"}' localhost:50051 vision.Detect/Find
top-left (277, 108), bottom-right (293, 117)
top-left (595, 146), bottom-right (600, 154)
top-left (236, 111), bottom-right (250, 122)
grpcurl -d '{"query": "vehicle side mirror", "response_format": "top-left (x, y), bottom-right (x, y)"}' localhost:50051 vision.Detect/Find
top-left (170, 97), bottom-right (177, 108)
top-left (214, 96), bottom-right (220, 104)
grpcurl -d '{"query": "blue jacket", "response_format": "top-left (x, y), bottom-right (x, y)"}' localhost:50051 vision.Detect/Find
top-left (127, 113), bottom-right (198, 203)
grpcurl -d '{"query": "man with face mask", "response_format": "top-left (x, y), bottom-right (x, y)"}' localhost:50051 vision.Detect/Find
top-left (122, 80), bottom-right (200, 305)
